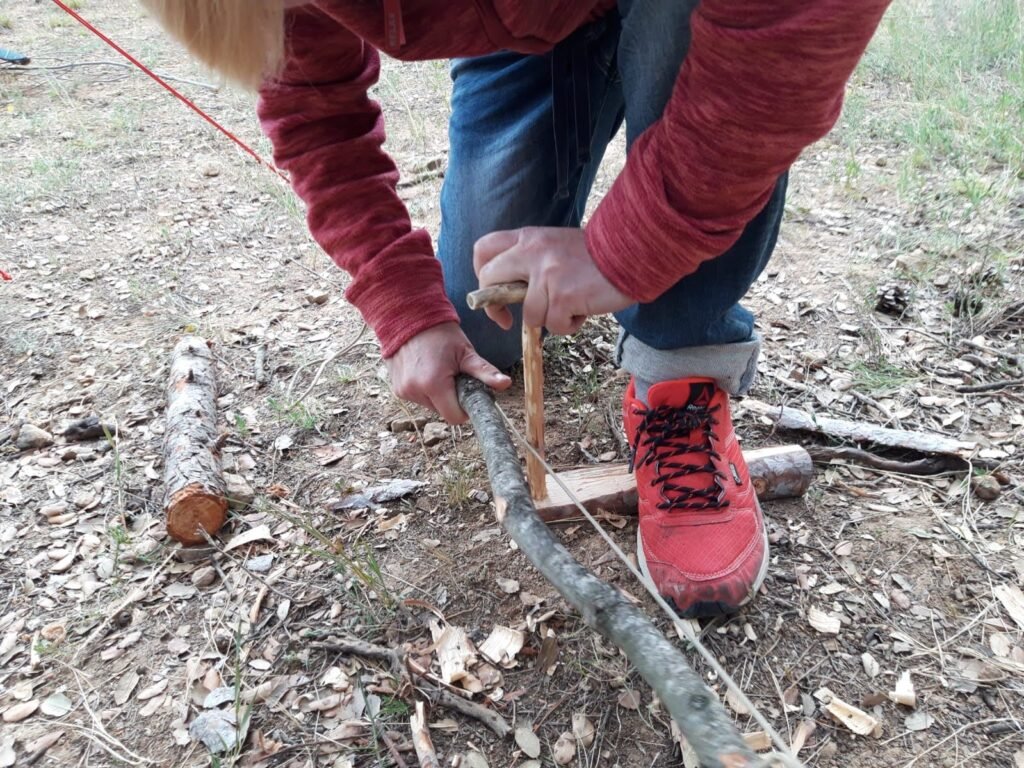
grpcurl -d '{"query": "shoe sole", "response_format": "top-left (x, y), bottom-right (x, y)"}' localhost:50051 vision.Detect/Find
top-left (635, 520), bottom-right (771, 620)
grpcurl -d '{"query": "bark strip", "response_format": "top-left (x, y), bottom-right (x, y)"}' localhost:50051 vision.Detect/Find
top-left (457, 376), bottom-right (764, 768)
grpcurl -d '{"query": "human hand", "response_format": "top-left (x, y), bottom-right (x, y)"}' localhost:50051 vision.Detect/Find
top-left (385, 322), bottom-right (512, 424)
top-left (473, 227), bottom-right (634, 334)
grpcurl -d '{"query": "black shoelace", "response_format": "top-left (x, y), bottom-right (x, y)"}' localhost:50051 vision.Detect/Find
top-left (628, 403), bottom-right (728, 512)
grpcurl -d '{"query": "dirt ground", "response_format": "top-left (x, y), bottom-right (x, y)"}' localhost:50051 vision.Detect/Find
top-left (2, 2), bottom-right (1023, 767)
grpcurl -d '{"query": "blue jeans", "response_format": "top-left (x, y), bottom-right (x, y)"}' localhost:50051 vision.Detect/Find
top-left (438, 0), bottom-right (786, 388)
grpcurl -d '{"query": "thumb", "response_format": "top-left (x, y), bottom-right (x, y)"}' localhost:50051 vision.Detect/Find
top-left (460, 351), bottom-right (512, 391)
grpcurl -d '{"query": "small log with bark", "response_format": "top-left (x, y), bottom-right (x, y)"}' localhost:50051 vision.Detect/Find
top-left (536, 445), bottom-right (812, 523)
top-left (163, 337), bottom-right (228, 545)
top-left (456, 377), bottom-right (770, 768)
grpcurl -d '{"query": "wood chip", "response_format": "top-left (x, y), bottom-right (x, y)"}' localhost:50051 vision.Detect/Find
top-left (138, 679), bottom-right (169, 701)
top-left (743, 731), bottom-right (772, 751)
top-left (815, 687), bottom-right (879, 736)
top-left (889, 671), bottom-right (916, 707)
top-left (225, 524), bottom-right (273, 552)
top-left (478, 625), bottom-right (525, 668)
top-left (791, 719), bottom-right (817, 754)
top-left (430, 621), bottom-right (476, 685)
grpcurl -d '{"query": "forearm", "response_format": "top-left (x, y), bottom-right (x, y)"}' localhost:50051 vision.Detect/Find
top-left (586, 0), bottom-right (892, 302)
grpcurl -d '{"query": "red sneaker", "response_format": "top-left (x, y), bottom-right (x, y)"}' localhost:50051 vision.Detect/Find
top-left (624, 377), bottom-right (768, 618)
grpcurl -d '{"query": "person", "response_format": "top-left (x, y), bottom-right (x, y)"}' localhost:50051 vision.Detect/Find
top-left (143, 0), bottom-right (890, 618)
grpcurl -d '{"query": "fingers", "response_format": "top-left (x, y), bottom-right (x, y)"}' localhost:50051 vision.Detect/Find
top-left (429, 379), bottom-right (468, 425)
top-left (484, 305), bottom-right (515, 331)
top-left (473, 229), bottom-right (520, 275)
top-left (460, 351), bottom-right (512, 391)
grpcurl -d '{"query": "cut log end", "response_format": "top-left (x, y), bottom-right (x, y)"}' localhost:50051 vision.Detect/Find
top-left (166, 484), bottom-right (228, 545)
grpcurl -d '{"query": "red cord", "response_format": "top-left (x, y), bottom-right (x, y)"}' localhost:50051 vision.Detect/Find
top-left (49, 0), bottom-right (288, 181)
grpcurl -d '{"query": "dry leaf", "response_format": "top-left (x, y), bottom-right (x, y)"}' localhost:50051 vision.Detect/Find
top-left (0, 738), bottom-right (14, 768)
top-left (743, 731), bottom-right (772, 751)
top-left (190, 708), bottom-right (238, 753)
top-left (904, 711), bottom-right (934, 731)
top-left (889, 671), bottom-right (916, 707)
top-left (861, 652), bottom-right (880, 679)
top-left (994, 584), bottom-right (1024, 630)
top-left (139, 693), bottom-right (165, 717)
top-left (552, 732), bottom-right (576, 765)
top-left (40, 693), bottom-right (73, 717)
top-left (2, 700), bottom-right (39, 723)
top-left (24, 731), bottom-right (63, 757)
top-left (617, 689), bottom-right (640, 710)
top-left (572, 713), bottom-right (595, 747)
top-left (514, 726), bottom-right (541, 759)
top-left (225, 524), bottom-right (273, 552)
top-left (115, 671), bottom-right (140, 705)
top-left (808, 606), bottom-right (841, 635)
top-left (138, 679), bottom-right (169, 701)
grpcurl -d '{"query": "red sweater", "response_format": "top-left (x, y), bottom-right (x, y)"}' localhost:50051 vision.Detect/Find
top-left (257, 0), bottom-right (890, 357)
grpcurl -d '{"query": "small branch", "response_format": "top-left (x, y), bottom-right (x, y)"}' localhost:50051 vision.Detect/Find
top-left (305, 637), bottom-right (512, 738)
top-left (410, 701), bottom-right (441, 768)
top-left (807, 446), bottom-right (967, 475)
top-left (956, 378), bottom-right (1024, 393)
top-left (382, 730), bottom-right (411, 768)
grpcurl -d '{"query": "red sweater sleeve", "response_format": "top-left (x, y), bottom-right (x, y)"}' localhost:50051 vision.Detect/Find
top-left (585, 0), bottom-right (891, 302)
top-left (257, 6), bottom-right (457, 357)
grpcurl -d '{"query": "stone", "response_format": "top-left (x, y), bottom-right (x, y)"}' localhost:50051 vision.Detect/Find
top-left (389, 415), bottom-right (429, 433)
top-left (972, 475), bottom-right (1001, 501)
top-left (304, 287), bottom-right (329, 305)
top-left (421, 422), bottom-right (448, 447)
top-left (224, 472), bottom-right (255, 510)
top-left (16, 424), bottom-right (53, 451)
top-left (191, 566), bottom-right (217, 588)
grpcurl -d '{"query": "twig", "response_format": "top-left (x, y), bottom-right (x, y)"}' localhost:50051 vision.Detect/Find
top-left (807, 446), bottom-right (967, 475)
top-left (285, 323), bottom-right (368, 404)
top-left (410, 701), bottom-right (441, 768)
top-left (382, 731), bottom-right (411, 768)
top-left (956, 377), bottom-right (1024, 393)
top-left (457, 378), bottom-right (797, 768)
top-left (850, 389), bottom-right (901, 428)
top-left (305, 637), bottom-right (513, 738)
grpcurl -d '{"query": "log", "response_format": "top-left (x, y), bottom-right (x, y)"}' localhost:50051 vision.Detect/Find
top-left (741, 399), bottom-right (977, 458)
top-left (163, 337), bottom-right (228, 545)
top-left (456, 377), bottom-right (766, 768)
top-left (536, 445), bottom-right (812, 523)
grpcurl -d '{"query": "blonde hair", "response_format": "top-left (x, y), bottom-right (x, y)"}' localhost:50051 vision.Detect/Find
top-left (140, 0), bottom-right (285, 88)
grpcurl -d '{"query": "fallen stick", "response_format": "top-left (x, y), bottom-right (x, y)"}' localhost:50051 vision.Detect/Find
top-left (536, 445), bottom-right (812, 523)
top-left (163, 337), bottom-right (228, 544)
top-left (807, 446), bottom-right (967, 475)
top-left (741, 399), bottom-right (977, 459)
top-left (305, 637), bottom-right (512, 738)
top-left (410, 701), bottom-right (441, 768)
top-left (456, 377), bottom-right (766, 768)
